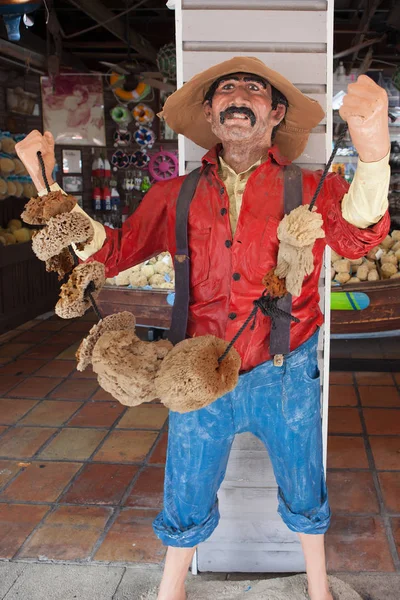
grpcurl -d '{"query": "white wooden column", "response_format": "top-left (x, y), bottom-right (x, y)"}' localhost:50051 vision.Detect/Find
top-left (174, 0), bottom-right (333, 572)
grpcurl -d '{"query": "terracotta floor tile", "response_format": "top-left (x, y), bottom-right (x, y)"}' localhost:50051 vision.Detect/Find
top-left (17, 319), bottom-right (41, 331)
top-left (39, 428), bottom-right (107, 461)
top-left (0, 330), bottom-right (20, 344)
top-left (329, 372), bottom-right (353, 385)
top-left (328, 408), bottom-right (363, 434)
top-left (92, 388), bottom-right (116, 402)
top-left (125, 467), bottom-right (164, 509)
top-left (1, 461), bottom-right (81, 502)
top-left (327, 471), bottom-right (379, 514)
top-left (61, 463), bottom-right (138, 505)
top-left (32, 320), bottom-right (67, 332)
top-left (149, 432), bottom-right (168, 465)
top-left (68, 401), bottom-right (125, 428)
top-left (0, 359), bottom-right (46, 377)
top-left (329, 385), bottom-right (358, 407)
top-left (0, 376), bottom-right (22, 396)
top-left (327, 435), bottom-right (369, 469)
top-left (0, 427), bottom-right (56, 459)
top-left (71, 367), bottom-right (97, 380)
top-left (63, 321), bottom-right (94, 333)
top-left (24, 344), bottom-right (67, 360)
top-left (355, 372), bottom-right (395, 386)
top-left (19, 401), bottom-right (82, 427)
top-left (370, 437), bottom-right (400, 470)
top-left (93, 430), bottom-right (158, 463)
top-left (117, 405), bottom-right (169, 430)
top-left (46, 332), bottom-right (82, 347)
top-left (19, 505), bottom-right (111, 560)
top-left (359, 386), bottom-right (400, 408)
top-left (0, 399), bottom-right (38, 425)
top-left (391, 518), bottom-right (400, 556)
top-left (34, 360), bottom-right (76, 378)
top-left (13, 331), bottom-right (49, 344)
top-left (326, 516), bottom-right (394, 572)
top-left (0, 504), bottom-right (49, 559)
top-left (94, 508), bottom-right (165, 563)
top-left (364, 409), bottom-right (400, 435)
top-left (7, 377), bottom-right (64, 399)
top-left (56, 343), bottom-right (80, 360)
top-left (0, 460), bottom-right (22, 488)
top-left (0, 343), bottom-right (33, 359)
top-left (49, 379), bottom-right (98, 401)
top-left (378, 473), bottom-right (400, 513)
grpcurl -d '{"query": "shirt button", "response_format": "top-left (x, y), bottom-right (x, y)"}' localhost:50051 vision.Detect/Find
top-left (220, 187), bottom-right (225, 195)
top-left (228, 312), bottom-right (237, 320)
top-left (220, 208), bottom-right (227, 216)
top-left (225, 240), bottom-right (232, 248)
top-left (232, 272), bottom-right (241, 281)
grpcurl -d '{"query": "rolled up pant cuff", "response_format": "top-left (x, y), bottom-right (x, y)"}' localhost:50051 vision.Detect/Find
top-left (153, 502), bottom-right (220, 548)
top-left (278, 495), bottom-right (331, 535)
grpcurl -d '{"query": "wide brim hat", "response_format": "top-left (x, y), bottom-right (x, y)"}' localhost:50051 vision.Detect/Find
top-left (159, 56), bottom-right (325, 161)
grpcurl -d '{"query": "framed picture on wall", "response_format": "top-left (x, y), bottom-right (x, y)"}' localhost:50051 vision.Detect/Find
top-left (62, 149), bottom-right (82, 174)
top-left (63, 176), bottom-right (83, 193)
top-left (41, 74), bottom-right (106, 146)
top-left (74, 194), bottom-right (83, 208)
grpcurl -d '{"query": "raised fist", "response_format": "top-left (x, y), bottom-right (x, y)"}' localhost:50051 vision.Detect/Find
top-left (339, 75), bottom-right (390, 163)
top-left (15, 130), bottom-right (55, 193)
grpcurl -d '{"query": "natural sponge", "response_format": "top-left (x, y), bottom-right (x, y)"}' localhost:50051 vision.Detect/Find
top-left (22, 190), bottom-right (77, 225)
top-left (32, 212), bottom-right (94, 261)
top-left (55, 261), bottom-right (105, 319)
top-left (92, 331), bottom-right (172, 406)
top-left (76, 311), bottom-right (136, 372)
top-left (155, 335), bottom-right (241, 413)
top-left (45, 248), bottom-right (75, 280)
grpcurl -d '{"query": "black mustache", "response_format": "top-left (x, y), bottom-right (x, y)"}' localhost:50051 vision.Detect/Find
top-left (220, 106), bottom-right (256, 127)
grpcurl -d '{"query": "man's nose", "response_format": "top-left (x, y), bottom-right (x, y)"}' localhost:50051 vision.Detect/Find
top-left (230, 85), bottom-right (252, 105)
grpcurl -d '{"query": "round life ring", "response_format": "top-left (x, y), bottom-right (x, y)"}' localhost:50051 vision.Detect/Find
top-left (110, 72), bottom-right (148, 103)
top-left (111, 150), bottom-right (130, 170)
top-left (132, 103), bottom-right (155, 125)
top-left (148, 150), bottom-right (179, 181)
top-left (130, 150), bottom-right (150, 169)
top-left (134, 126), bottom-right (156, 148)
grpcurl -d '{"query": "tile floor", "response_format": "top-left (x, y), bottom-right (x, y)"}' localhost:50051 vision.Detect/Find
top-left (0, 314), bottom-right (399, 574)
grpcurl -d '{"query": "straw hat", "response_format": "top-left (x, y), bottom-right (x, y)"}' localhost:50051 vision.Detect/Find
top-left (159, 56), bottom-right (325, 161)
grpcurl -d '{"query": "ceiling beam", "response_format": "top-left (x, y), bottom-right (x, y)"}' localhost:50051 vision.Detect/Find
top-left (66, 0), bottom-right (158, 64)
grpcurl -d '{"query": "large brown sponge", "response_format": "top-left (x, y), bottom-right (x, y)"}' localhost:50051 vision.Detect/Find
top-left (32, 212), bottom-right (94, 261)
top-left (21, 190), bottom-right (77, 225)
top-left (155, 335), bottom-right (241, 413)
top-left (55, 261), bottom-right (105, 319)
top-left (92, 330), bottom-right (172, 406)
top-left (76, 311), bottom-right (137, 372)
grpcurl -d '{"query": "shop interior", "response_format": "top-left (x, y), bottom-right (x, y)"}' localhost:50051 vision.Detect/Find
top-left (0, 0), bottom-right (399, 594)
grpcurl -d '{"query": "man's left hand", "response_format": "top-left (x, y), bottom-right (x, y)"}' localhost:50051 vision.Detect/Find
top-left (339, 75), bottom-right (390, 163)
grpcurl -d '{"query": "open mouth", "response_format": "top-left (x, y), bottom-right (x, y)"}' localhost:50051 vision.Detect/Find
top-left (220, 107), bottom-right (256, 127)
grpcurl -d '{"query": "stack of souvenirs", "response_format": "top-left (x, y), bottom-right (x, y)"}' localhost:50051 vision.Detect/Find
top-left (0, 131), bottom-right (36, 200)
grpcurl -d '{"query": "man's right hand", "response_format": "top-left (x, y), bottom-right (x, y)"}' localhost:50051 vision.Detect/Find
top-left (15, 130), bottom-right (56, 193)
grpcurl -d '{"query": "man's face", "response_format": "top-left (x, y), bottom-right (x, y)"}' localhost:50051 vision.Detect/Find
top-left (74, 89), bottom-right (84, 104)
top-left (203, 73), bottom-right (286, 145)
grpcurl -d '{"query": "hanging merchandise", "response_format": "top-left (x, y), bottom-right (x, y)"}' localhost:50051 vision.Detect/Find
top-left (110, 105), bottom-right (131, 126)
top-left (111, 150), bottom-right (130, 170)
top-left (113, 129), bottom-right (132, 147)
top-left (156, 42), bottom-right (177, 83)
top-left (91, 155), bottom-right (105, 179)
top-left (130, 149), bottom-right (150, 169)
top-left (133, 171), bottom-right (143, 191)
top-left (134, 126), bottom-right (156, 149)
top-left (92, 186), bottom-right (102, 211)
top-left (140, 175), bottom-right (152, 193)
top-left (132, 103), bottom-right (155, 126)
top-left (148, 149), bottom-right (179, 182)
top-left (111, 187), bottom-right (121, 212)
top-left (109, 72), bottom-right (151, 104)
top-left (102, 185), bottom-right (112, 211)
top-left (104, 156), bottom-right (111, 178)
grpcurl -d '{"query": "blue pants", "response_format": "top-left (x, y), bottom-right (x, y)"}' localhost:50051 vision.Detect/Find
top-left (153, 332), bottom-right (330, 547)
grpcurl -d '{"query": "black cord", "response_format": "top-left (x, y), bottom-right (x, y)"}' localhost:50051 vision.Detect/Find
top-left (217, 290), bottom-right (299, 364)
top-left (308, 124), bottom-right (348, 212)
top-left (37, 151), bottom-right (51, 194)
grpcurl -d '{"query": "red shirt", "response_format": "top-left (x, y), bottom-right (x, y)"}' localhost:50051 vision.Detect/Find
top-left (90, 145), bottom-right (389, 371)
